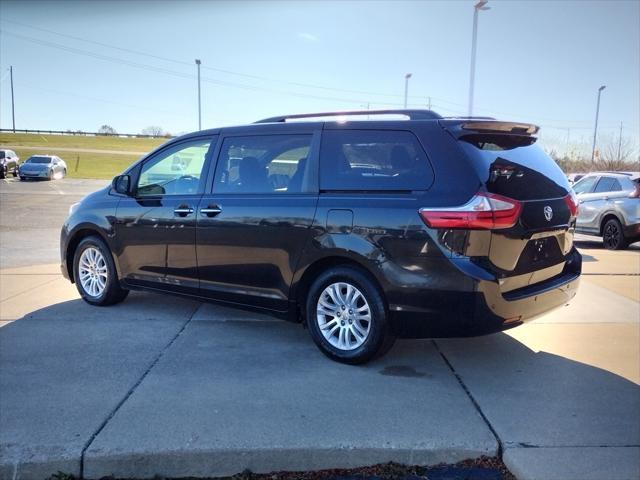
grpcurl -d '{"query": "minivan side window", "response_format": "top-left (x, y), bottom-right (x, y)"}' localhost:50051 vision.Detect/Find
top-left (213, 135), bottom-right (312, 194)
top-left (319, 130), bottom-right (433, 191)
top-left (137, 138), bottom-right (211, 196)
top-left (572, 176), bottom-right (598, 194)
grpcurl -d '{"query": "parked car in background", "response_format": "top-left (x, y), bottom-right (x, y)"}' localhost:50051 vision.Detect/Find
top-left (60, 109), bottom-right (581, 364)
top-left (19, 155), bottom-right (67, 181)
top-left (572, 172), bottom-right (640, 250)
top-left (567, 173), bottom-right (586, 184)
top-left (0, 149), bottom-right (20, 178)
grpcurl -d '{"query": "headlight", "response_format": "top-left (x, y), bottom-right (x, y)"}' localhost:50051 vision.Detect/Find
top-left (68, 202), bottom-right (80, 216)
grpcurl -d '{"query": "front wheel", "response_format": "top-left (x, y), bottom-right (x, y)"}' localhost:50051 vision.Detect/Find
top-left (11, 166), bottom-right (19, 177)
top-left (73, 236), bottom-right (129, 306)
top-left (602, 218), bottom-right (628, 250)
top-left (306, 266), bottom-right (395, 364)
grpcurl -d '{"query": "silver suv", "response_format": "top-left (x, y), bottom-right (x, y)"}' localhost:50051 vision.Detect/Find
top-left (572, 172), bottom-right (640, 249)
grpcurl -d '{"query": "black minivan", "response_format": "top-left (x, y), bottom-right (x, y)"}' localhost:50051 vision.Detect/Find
top-left (61, 110), bottom-right (581, 364)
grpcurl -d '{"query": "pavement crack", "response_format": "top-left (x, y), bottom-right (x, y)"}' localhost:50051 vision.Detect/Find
top-left (78, 304), bottom-right (199, 478)
top-left (432, 339), bottom-right (504, 457)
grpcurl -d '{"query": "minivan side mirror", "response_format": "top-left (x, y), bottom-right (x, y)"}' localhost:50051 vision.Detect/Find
top-left (112, 174), bottom-right (132, 195)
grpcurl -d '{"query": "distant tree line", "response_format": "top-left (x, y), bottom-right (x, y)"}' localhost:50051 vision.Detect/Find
top-left (94, 124), bottom-right (172, 138)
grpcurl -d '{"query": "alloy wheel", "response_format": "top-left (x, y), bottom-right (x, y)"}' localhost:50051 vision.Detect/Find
top-left (603, 222), bottom-right (620, 249)
top-left (316, 282), bottom-right (371, 351)
top-left (79, 247), bottom-right (108, 297)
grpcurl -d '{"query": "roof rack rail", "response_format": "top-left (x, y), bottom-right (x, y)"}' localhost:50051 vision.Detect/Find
top-left (254, 109), bottom-right (442, 123)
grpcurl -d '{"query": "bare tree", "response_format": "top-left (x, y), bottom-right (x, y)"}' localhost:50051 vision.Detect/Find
top-left (141, 126), bottom-right (165, 137)
top-left (600, 136), bottom-right (638, 171)
top-left (98, 124), bottom-right (117, 135)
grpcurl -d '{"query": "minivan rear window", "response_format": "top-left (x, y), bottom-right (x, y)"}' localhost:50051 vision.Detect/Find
top-left (458, 134), bottom-right (569, 201)
top-left (319, 130), bottom-right (433, 191)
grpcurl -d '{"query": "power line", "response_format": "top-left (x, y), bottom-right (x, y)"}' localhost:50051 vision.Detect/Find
top-left (2, 22), bottom-right (637, 132)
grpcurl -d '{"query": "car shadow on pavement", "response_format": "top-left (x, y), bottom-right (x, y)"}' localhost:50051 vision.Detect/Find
top-left (1, 297), bottom-right (639, 479)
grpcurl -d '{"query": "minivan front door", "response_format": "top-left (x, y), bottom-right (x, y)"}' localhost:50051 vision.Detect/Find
top-left (196, 131), bottom-right (319, 311)
top-left (115, 137), bottom-right (215, 293)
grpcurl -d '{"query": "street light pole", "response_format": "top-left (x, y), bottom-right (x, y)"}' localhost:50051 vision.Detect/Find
top-left (404, 73), bottom-right (412, 109)
top-left (10, 66), bottom-right (15, 132)
top-left (195, 59), bottom-right (202, 130)
top-left (591, 85), bottom-right (606, 162)
top-left (468, 0), bottom-right (490, 117)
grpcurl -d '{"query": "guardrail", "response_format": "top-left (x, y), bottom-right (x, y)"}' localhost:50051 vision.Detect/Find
top-left (0, 128), bottom-right (174, 139)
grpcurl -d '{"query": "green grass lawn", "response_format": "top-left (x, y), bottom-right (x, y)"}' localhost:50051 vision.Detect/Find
top-left (1, 133), bottom-right (168, 179)
top-left (10, 148), bottom-right (140, 179)
top-left (0, 132), bottom-right (167, 152)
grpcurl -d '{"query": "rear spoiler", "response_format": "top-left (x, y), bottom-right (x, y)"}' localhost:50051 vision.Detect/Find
top-left (440, 119), bottom-right (540, 136)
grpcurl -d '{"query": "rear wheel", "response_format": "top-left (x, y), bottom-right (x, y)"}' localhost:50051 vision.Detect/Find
top-left (73, 236), bottom-right (129, 306)
top-left (11, 165), bottom-right (18, 177)
top-left (306, 266), bottom-right (395, 364)
top-left (602, 218), bottom-right (628, 250)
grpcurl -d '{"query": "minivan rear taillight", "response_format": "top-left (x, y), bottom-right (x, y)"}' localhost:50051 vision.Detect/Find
top-left (563, 192), bottom-right (579, 216)
top-left (419, 192), bottom-right (522, 230)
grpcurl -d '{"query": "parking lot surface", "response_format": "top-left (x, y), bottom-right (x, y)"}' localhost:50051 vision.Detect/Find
top-left (1, 177), bottom-right (638, 480)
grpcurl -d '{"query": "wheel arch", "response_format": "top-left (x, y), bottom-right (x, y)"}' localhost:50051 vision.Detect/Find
top-left (65, 227), bottom-right (114, 284)
top-left (599, 212), bottom-right (623, 236)
top-left (292, 255), bottom-right (388, 321)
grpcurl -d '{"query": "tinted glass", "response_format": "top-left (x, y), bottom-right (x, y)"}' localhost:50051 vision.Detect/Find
top-left (572, 176), bottom-right (597, 194)
top-left (0, 152), bottom-right (4, 159)
top-left (319, 130), bottom-right (433, 191)
top-left (137, 139), bottom-right (211, 196)
top-left (594, 177), bottom-right (619, 193)
top-left (458, 134), bottom-right (569, 200)
top-left (27, 156), bottom-right (52, 164)
top-left (213, 135), bottom-right (312, 194)
top-left (611, 179), bottom-right (622, 191)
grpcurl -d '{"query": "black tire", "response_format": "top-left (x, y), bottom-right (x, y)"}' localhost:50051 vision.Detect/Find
top-left (73, 236), bottom-right (129, 306)
top-left (306, 266), bottom-right (395, 364)
top-left (19, 176), bottom-right (25, 181)
top-left (0, 166), bottom-right (5, 179)
top-left (602, 218), bottom-right (628, 250)
top-left (48, 169), bottom-right (53, 180)
top-left (11, 166), bottom-right (18, 177)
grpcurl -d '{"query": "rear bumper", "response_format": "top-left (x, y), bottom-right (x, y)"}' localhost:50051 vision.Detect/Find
top-left (390, 248), bottom-right (581, 338)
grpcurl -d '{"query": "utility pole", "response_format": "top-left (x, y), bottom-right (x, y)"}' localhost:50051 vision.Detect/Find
top-left (617, 121), bottom-right (623, 161)
top-left (427, 96), bottom-right (432, 110)
top-left (468, 1), bottom-right (490, 116)
top-left (403, 73), bottom-right (412, 109)
top-left (10, 66), bottom-right (15, 132)
top-left (591, 85), bottom-right (606, 162)
top-left (195, 59), bottom-right (202, 130)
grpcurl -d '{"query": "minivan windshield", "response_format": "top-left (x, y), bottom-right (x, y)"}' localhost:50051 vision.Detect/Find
top-left (27, 156), bottom-right (53, 164)
top-left (458, 134), bottom-right (569, 200)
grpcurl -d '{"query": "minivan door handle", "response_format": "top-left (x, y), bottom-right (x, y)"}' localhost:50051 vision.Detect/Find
top-left (200, 204), bottom-right (222, 217)
top-left (174, 205), bottom-right (194, 217)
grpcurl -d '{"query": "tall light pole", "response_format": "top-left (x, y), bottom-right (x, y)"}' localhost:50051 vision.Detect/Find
top-left (10, 66), bottom-right (15, 132)
top-left (468, 0), bottom-right (490, 117)
top-left (195, 59), bottom-right (202, 130)
top-left (404, 73), bottom-right (412, 109)
top-left (591, 85), bottom-right (606, 162)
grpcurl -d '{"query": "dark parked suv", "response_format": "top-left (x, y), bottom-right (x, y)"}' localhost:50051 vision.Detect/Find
top-left (61, 110), bottom-right (581, 364)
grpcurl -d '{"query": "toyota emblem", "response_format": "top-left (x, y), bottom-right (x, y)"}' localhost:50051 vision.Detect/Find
top-left (544, 205), bottom-right (553, 221)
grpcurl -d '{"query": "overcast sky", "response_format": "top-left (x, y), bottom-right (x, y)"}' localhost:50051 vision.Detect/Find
top-left (1, 0), bottom-right (638, 155)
